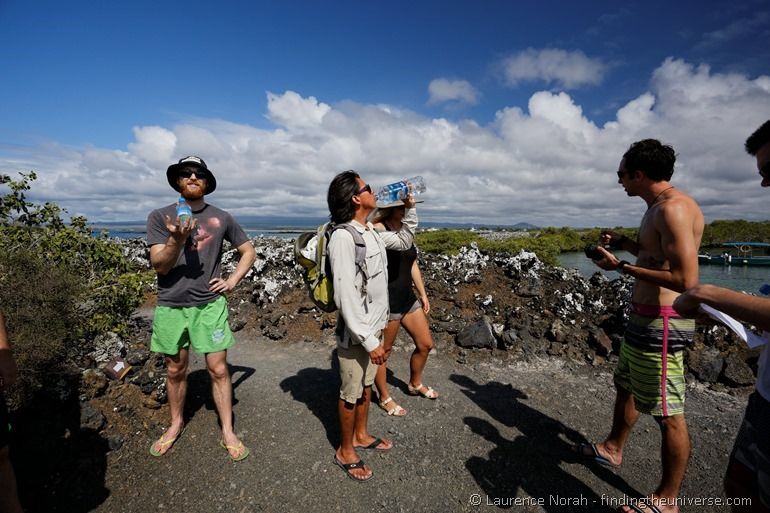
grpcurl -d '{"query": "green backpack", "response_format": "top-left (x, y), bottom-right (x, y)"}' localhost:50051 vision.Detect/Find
top-left (294, 222), bottom-right (368, 312)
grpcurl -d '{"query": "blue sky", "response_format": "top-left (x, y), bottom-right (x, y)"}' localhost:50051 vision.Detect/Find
top-left (1, 0), bottom-right (769, 226)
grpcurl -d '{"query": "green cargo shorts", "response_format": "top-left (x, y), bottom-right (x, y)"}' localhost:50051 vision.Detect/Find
top-left (150, 296), bottom-right (235, 355)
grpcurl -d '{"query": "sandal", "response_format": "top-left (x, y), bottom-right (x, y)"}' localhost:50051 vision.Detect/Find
top-left (149, 426), bottom-right (186, 457)
top-left (379, 397), bottom-right (407, 416)
top-left (407, 383), bottom-right (438, 399)
top-left (333, 455), bottom-right (373, 482)
top-left (220, 439), bottom-right (250, 462)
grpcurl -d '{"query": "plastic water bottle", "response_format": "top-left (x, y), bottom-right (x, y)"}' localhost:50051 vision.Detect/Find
top-left (176, 196), bottom-right (192, 223)
top-left (374, 176), bottom-right (426, 203)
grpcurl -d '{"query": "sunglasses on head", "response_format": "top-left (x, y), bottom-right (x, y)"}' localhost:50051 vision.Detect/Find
top-left (357, 184), bottom-right (372, 195)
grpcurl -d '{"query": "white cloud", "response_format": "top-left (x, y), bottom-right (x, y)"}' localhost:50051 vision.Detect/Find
top-left (500, 48), bottom-right (606, 89)
top-left (427, 78), bottom-right (480, 106)
top-left (2, 61), bottom-right (770, 229)
top-left (266, 90), bottom-right (330, 129)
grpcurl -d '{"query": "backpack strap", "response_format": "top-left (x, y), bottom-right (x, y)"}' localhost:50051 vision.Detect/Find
top-left (334, 223), bottom-right (369, 299)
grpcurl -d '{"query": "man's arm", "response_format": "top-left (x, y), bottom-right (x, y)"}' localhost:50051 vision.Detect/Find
top-left (0, 313), bottom-right (17, 389)
top-left (209, 241), bottom-right (257, 294)
top-left (149, 216), bottom-right (197, 275)
top-left (379, 207), bottom-right (417, 250)
top-left (598, 203), bottom-right (699, 292)
top-left (675, 284), bottom-right (770, 332)
top-left (328, 231), bottom-right (382, 354)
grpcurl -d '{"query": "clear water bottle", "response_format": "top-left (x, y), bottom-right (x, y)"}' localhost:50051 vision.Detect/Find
top-left (176, 196), bottom-right (192, 223)
top-left (374, 176), bottom-right (426, 203)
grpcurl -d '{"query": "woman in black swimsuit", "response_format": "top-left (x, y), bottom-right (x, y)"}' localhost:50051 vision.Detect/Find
top-left (371, 201), bottom-right (438, 416)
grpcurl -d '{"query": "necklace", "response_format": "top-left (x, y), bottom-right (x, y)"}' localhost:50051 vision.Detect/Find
top-left (648, 186), bottom-right (674, 209)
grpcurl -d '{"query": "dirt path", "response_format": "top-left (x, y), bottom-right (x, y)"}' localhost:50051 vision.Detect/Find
top-left (92, 333), bottom-right (746, 513)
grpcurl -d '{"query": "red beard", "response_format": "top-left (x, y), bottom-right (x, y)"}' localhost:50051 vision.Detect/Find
top-left (180, 181), bottom-right (206, 200)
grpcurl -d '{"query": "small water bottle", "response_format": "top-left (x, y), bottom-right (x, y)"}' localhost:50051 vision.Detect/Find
top-left (374, 176), bottom-right (426, 203)
top-left (176, 196), bottom-right (192, 223)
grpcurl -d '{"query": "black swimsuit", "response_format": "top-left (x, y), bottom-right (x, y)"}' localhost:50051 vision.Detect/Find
top-left (384, 221), bottom-right (418, 315)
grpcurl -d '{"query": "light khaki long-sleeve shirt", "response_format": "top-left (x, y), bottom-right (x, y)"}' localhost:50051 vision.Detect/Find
top-left (328, 208), bottom-right (417, 352)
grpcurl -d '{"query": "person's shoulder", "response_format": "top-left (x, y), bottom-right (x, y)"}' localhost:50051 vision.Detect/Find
top-left (148, 204), bottom-right (174, 219)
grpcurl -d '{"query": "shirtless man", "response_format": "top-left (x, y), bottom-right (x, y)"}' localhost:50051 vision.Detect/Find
top-left (574, 139), bottom-right (704, 513)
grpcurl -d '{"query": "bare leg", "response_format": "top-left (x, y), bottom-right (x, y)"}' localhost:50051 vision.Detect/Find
top-left (151, 349), bottom-right (188, 455)
top-left (399, 308), bottom-right (434, 392)
top-left (373, 320), bottom-right (404, 414)
top-left (206, 350), bottom-right (245, 458)
top-left (0, 446), bottom-right (22, 513)
top-left (353, 386), bottom-right (392, 450)
top-left (656, 414), bottom-right (690, 503)
top-left (336, 397), bottom-right (372, 481)
top-left (578, 384), bottom-right (638, 467)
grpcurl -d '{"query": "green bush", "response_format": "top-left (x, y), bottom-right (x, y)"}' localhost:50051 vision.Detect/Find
top-left (0, 172), bottom-right (148, 406)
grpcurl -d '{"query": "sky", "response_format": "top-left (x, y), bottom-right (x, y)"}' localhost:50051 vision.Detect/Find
top-left (1, 0), bottom-right (769, 228)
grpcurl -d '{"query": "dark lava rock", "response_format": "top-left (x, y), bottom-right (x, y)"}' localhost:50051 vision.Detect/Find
top-left (686, 347), bottom-right (724, 383)
top-left (80, 403), bottom-right (106, 432)
top-left (80, 369), bottom-right (109, 399)
top-left (587, 327), bottom-right (613, 356)
top-left (722, 353), bottom-right (756, 387)
top-left (106, 434), bottom-right (125, 451)
top-left (126, 347), bottom-right (151, 366)
top-left (456, 317), bottom-right (497, 349)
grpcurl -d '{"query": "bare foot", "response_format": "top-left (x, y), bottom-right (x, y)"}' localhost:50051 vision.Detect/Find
top-left (353, 435), bottom-right (393, 451)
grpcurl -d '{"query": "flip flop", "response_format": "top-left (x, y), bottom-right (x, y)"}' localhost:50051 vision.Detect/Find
top-left (220, 439), bottom-right (250, 462)
top-left (333, 455), bottom-right (373, 482)
top-left (149, 426), bottom-right (186, 457)
top-left (379, 397), bottom-right (407, 416)
top-left (355, 437), bottom-right (392, 451)
top-left (572, 442), bottom-right (619, 470)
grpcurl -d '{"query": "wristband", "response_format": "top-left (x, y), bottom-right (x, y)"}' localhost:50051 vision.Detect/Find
top-left (617, 260), bottom-right (630, 274)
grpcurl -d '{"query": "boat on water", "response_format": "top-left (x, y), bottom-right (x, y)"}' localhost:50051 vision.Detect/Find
top-left (699, 242), bottom-right (770, 266)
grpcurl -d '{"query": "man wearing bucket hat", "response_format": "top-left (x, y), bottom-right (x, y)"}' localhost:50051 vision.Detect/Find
top-left (146, 156), bottom-right (256, 461)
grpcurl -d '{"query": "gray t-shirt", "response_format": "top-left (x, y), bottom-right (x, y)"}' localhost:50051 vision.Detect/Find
top-left (146, 203), bottom-right (249, 307)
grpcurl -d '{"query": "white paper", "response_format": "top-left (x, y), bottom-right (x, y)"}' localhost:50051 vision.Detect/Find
top-left (699, 304), bottom-right (769, 348)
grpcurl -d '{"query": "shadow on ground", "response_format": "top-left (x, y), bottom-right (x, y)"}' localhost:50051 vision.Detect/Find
top-left (279, 350), bottom-right (340, 447)
top-left (452, 374), bottom-right (639, 512)
top-left (184, 363), bottom-right (255, 427)
top-left (11, 381), bottom-right (109, 513)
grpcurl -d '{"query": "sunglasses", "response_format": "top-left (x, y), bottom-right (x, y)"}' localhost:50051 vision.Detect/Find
top-left (617, 169), bottom-right (635, 179)
top-left (760, 162), bottom-right (770, 178)
top-left (357, 184), bottom-right (372, 195)
top-left (178, 169), bottom-right (207, 179)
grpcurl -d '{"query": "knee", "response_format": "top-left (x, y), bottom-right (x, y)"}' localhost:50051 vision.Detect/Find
top-left (207, 361), bottom-right (230, 381)
top-left (415, 337), bottom-right (433, 354)
top-left (166, 361), bottom-right (188, 382)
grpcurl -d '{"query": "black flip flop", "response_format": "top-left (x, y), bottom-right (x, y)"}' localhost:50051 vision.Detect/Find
top-left (333, 456), bottom-right (373, 482)
top-left (572, 442), bottom-right (619, 470)
top-left (356, 437), bottom-right (392, 451)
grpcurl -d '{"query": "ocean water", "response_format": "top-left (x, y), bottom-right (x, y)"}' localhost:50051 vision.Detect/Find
top-left (558, 251), bottom-right (769, 294)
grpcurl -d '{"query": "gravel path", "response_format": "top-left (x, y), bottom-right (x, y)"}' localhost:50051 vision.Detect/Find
top-left (93, 334), bottom-right (747, 513)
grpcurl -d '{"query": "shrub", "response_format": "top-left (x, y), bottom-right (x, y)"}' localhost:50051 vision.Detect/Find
top-left (0, 172), bottom-right (148, 406)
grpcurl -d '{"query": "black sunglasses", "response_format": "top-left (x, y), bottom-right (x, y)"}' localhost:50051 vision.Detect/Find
top-left (760, 162), bottom-right (770, 178)
top-left (178, 169), bottom-right (207, 179)
top-left (617, 169), bottom-right (635, 179)
top-left (357, 184), bottom-right (372, 195)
